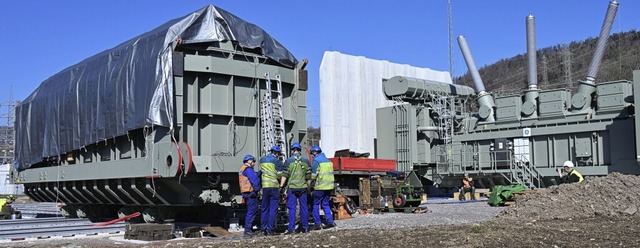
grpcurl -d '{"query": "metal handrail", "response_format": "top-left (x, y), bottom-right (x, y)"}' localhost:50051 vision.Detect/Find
top-left (434, 143), bottom-right (544, 188)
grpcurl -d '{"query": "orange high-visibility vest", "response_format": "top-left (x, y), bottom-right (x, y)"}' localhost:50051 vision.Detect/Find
top-left (462, 178), bottom-right (473, 188)
top-left (239, 165), bottom-right (253, 193)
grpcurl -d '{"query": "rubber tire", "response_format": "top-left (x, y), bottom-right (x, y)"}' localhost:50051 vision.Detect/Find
top-left (392, 195), bottom-right (407, 208)
top-left (344, 196), bottom-right (357, 215)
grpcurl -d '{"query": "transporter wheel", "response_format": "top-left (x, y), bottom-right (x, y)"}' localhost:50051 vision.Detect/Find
top-left (344, 196), bottom-right (357, 215)
top-left (142, 207), bottom-right (175, 223)
top-left (60, 205), bottom-right (78, 218)
top-left (75, 205), bottom-right (101, 222)
top-left (75, 205), bottom-right (89, 219)
top-left (393, 195), bottom-right (407, 209)
top-left (118, 206), bottom-right (143, 223)
top-left (142, 208), bottom-right (160, 223)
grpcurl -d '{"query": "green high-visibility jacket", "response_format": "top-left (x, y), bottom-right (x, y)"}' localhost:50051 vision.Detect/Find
top-left (260, 154), bottom-right (281, 188)
top-left (285, 155), bottom-right (311, 189)
top-left (314, 161), bottom-right (335, 190)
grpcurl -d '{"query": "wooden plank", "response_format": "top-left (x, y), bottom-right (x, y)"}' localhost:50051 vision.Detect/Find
top-left (203, 226), bottom-right (238, 237)
top-left (452, 192), bottom-right (481, 200)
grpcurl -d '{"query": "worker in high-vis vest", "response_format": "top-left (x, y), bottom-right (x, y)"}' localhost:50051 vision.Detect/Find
top-left (282, 142), bottom-right (312, 234)
top-left (239, 154), bottom-right (261, 237)
top-left (259, 145), bottom-right (285, 236)
top-left (557, 160), bottom-right (584, 183)
top-left (309, 145), bottom-right (336, 230)
top-left (1, 195), bottom-right (15, 213)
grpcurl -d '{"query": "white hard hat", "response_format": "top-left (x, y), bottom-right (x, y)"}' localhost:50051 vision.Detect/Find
top-left (563, 161), bottom-right (574, 168)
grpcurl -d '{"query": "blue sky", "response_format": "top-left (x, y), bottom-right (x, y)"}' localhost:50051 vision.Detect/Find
top-left (2, 1), bottom-right (639, 127)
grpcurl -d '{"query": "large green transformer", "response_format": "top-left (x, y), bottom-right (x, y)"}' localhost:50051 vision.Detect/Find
top-left (376, 1), bottom-right (640, 188)
top-left (11, 5), bottom-right (307, 221)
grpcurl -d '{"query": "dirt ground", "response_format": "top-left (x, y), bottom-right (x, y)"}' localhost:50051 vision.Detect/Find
top-left (7, 173), bottom-right (640, 248)
top-left (164, 215), bottom-right (639, 248)
top-left (163, 172), bottom-right (640, 248)
top-left (9, 216), bottom-right (639, 248)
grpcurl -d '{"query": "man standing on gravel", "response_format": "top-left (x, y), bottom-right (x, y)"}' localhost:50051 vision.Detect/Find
top-left (557, 160), bottom-right (584, 183)
top-left (309, 145), bottom-right (336, 230)
top-left (282, 142), bottom-right (312, 234)
top-left (259, 146), bottom-right (286, 236)
top-left (239, 155), bottom-right (261, 237)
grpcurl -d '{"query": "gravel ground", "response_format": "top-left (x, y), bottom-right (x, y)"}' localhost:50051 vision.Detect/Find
top-left (336, 199), bottom-right (504, 230)
top-left (5, 174), bottom-right (640, 247)
top-left (1, 198), bottom-right (505, 248)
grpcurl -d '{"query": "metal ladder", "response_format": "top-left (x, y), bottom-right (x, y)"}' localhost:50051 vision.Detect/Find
top-left (260, 73), bottom-right (287, 158)
top-left (499, 151), bottom-right (543, 189)
top-left (432, 95), bottom-right (455, 170)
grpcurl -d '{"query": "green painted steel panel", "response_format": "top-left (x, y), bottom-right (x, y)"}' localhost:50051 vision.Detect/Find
top-left (634, 71), bottom-right (640, 164)
top-left (376, 106), bottom-right (399, 160)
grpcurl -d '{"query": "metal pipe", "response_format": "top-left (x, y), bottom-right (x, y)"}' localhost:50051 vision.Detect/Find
top-left (417, 126), bottom-right (440, 132)
top-left (526, 15), bottom-right (538, 90)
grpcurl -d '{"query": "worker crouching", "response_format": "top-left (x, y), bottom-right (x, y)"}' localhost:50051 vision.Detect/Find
top-left (1, 195), bottom-right (15, 212)
top-left (459, 173), bottom-right (476, 201)
top-left (557, 160), bottom-right (584, 183)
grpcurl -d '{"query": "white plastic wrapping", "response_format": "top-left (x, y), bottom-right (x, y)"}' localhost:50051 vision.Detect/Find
top-left (319, 51), bottom-right (452, 157)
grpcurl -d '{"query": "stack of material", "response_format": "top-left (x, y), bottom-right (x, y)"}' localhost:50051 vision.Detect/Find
top-left (125, 223), bottom-right (174, 241)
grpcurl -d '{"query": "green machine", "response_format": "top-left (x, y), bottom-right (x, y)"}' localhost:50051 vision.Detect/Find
top-left (361, 171), bottom-right (424, 211)
top-left (376, 1), bottom-right (640, 189)
top-left (392, 171), bottom-right (424, 209)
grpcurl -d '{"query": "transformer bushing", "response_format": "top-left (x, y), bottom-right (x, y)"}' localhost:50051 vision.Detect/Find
top-left (572, 0), bottom-right (618, 112)
top-left (458, 35), bottom-right (495, 122)
top-left (523, 14), bottom-right (539, 118)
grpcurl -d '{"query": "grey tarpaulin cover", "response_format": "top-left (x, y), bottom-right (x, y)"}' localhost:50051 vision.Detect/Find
top-left (14, 5), bottom-right (298, 170)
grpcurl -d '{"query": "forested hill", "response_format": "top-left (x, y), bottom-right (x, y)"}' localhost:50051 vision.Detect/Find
top-left (455, 30), bottom-right (640, 96)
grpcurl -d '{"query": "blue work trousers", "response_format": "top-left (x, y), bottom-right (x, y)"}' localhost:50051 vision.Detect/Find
top-left (312, 190), bottom-right (334, 227)
top-left (287, 188), bottom-right (309, 232)
top-left (242, 192), bottom-right (259, 233)
top-left (260, 187), bottom-right (281, 232)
